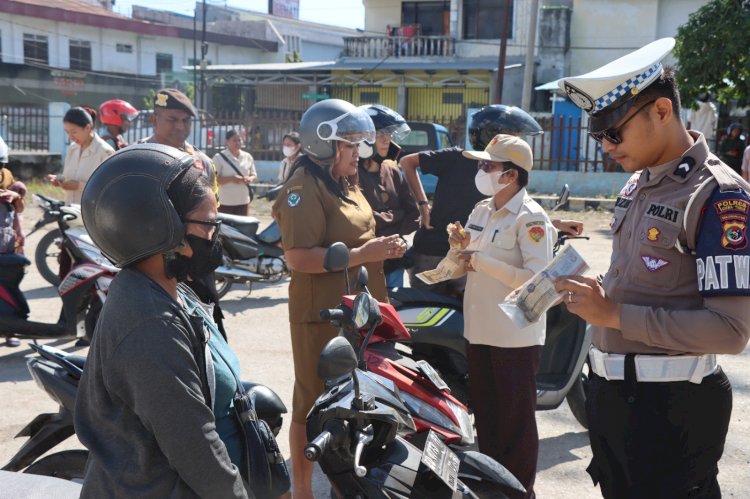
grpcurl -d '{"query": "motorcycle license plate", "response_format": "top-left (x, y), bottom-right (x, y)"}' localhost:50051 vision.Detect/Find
top-left (421, 430), bottom-right (459, 491)
top-left (416, 359), bottom-right (450, 392)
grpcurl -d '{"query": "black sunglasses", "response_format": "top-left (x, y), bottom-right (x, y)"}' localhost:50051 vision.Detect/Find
top-left (589, 100), bottom-right (657, 145)
top-left (183, 218), bottom-right (222, 242)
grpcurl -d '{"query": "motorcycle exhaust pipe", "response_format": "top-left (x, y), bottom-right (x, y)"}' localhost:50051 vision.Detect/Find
top-left (215, 266), bottom-right (264, 280)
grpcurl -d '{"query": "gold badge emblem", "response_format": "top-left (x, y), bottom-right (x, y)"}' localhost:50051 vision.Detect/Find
top-left (155, 94), bottom-right (169, 107)
top-left (647, 227), bottom-right (660, 241)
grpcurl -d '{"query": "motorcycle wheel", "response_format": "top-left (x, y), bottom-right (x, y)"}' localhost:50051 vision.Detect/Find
top-left (35, 229), bottom-right (62, 286)
top-left (215, 276), bottom-right (233, 299)
top-left (565, 358), bottom-right (590, 430)
top-left (23, 449), bottom-right (88, 481)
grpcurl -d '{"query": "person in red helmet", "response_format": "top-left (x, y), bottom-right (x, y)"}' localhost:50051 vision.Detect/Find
top-left (98, 99), bottom-right (138, 151)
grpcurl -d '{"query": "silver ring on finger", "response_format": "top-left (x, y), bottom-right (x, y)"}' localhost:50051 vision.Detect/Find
top-left (567, 291), bottom-right (574, 304)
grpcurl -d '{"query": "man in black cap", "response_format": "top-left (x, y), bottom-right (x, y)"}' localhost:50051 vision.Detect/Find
top-left (143, 88), bottom-right (226, 336)
top-left (555, 38), bottom-right (750, 497)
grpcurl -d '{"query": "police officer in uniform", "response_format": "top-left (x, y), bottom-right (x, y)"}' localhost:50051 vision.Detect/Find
top-left (272, 99), bottom-right (406, 499)
top-left (141, 88), bottom-right (225, 337)
top-left (555, 38), bottom-right (750, 498)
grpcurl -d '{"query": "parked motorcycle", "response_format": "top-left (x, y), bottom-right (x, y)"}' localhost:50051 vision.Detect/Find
top-left (215, 186), bottom-right (288, 298)
top-left (389, 185), bottom-right (593, 428)
top-left (317, 242), bottom-right (525, 497)
top-left (0, 202), bottom-right (115, 343)
top-left (1, 343), bottom-right (288, 480)
top-left (307, 331), bottom-right (525, 498)
top-left (28, 194), bottom-right (85, 287)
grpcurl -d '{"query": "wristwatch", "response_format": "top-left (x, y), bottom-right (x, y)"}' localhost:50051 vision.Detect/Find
top-left (417, 200), bottom-right (429, 206)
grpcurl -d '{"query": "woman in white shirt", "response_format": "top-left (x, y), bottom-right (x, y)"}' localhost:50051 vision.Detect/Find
top-left (277, 132), bottom-right (301, 183)
top-left (49, 107), bottom-right (114, 205)
top-left (449, 134), bottom-right (554, 499)
top-left (213, 129), bottom-right (257, 216)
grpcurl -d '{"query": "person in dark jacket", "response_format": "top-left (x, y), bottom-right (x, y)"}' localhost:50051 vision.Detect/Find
top-left (719, 122), bottom-right (745, 175)
top-left (75, 144), bottom-right (250, 498)
top-left (353, 104), bottom-right (419, 288)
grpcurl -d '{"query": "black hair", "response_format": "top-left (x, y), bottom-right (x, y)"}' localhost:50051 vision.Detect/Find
top-left (502, 162), bottom-right (529, 188)
top-left (283, 131), bottom-right (301, 145)
top-left (166, 166), bottom-right (213, 219)
top-left (638, 66), bottom-right (682, 119)
top-left (225, 129), bottom-right (239, 141)
top-left (64, 106), bottom-right (95, 128)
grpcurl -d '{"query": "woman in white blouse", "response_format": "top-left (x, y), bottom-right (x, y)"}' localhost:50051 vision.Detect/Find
top-left (213, 129), bottom-right (257, 216)
top-left (48, 107), bottom-right (114, 205)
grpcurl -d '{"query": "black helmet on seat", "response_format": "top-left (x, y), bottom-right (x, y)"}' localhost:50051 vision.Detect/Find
top-left (468, 105), bottom-right (543, 150)
top-left (81, 143), bottom-right (194, 267)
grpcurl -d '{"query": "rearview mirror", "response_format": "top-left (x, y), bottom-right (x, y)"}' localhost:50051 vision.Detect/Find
top-left (352, 293), bottom-right (371, 329)
top-left (552, 184), bottom-right (570, 212)
top-left (324, 242), bottom-right (350, 272)
top-left (355, 266), bottom-right (369, 290)
top-left (317, 336), bottom-right (358, 381)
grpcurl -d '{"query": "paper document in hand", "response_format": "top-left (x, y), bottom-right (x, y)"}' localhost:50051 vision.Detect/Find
top-left (416, 250), bottom-right (463, 285)
top-left (499, 245), bottom-right (590, 328)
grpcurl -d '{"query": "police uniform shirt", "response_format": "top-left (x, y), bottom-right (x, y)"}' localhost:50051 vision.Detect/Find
top-left (598, 132), bottom-right (750, 355)
top-left (273, 166), bottom-right (387, 324)
top-left (462, 189), bottom-right (554, 348)
top-left (412, 147), bottom-right (486, 256)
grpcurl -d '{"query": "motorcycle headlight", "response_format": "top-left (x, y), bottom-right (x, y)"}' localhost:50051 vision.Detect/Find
top-left (400, 391), bottom-right (463, 437)
top-left (445, 399), bottom-right (475, 445)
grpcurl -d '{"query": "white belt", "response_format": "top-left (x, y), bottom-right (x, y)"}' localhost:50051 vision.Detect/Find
top-left (589, 346), bottom-right (718, 384)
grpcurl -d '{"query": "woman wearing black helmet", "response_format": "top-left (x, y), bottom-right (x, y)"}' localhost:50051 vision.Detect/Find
top-left (75, 144), bottom-right (251, 498)
top-left (272, 98), bottom-right (406, 499)
top-left (354, 104), bottom-right (419, 288)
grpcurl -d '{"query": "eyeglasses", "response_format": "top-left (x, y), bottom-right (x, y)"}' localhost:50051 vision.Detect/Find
top-left (589, 100), bottom-right (657, 145)
top-left (478, 160), bottom-right (513, 174)
top-left (183, 218), bottom-right (222, 242)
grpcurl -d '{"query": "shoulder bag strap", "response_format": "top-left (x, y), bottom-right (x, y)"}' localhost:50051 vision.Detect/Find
top-left (219, 151), bottom-right (254, 202)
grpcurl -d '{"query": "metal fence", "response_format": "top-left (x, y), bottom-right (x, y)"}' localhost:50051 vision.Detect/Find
top-left (1, 106), bottom-right (49, 152)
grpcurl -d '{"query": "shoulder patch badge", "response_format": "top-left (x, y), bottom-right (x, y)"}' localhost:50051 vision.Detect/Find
top-left (528, 226), bottom-right (545, 242)
top-left (287, 192), bottom-right (301, 207)
top-left (714, 198), bottom-right (749, 251)
top-left (641, 255), bottom-right (670, 272)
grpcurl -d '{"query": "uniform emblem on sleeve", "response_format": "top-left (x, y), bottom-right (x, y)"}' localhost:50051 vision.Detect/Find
top-left (641, 255), bottom-right (670, 272)
top-left (287, 193), bottom-right (301, 207)
top-left (714, 199), bottom-right (749, 251)
top-left (647, 227), bottom-right (660, 241)
top-left (528, 226), bottom-right (545, 242)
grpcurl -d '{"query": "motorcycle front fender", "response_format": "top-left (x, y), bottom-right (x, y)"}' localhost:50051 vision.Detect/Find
top-left (455, 449), bottom-right (525, 494)
top-left (1, 412), bottom-right (74, 472)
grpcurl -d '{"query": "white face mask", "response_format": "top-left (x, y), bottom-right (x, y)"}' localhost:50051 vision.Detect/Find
top-left (282, 146), bottom-right (297, 158)
top-left (474, 169), bottom-right (510, 197)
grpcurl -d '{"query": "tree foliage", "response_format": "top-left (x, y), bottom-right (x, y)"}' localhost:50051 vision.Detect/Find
top-left (674, 0), bottom-right (750, 107)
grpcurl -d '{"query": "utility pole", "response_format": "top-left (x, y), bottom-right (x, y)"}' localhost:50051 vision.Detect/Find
top-left (521, 0), bottom-right (539, 110)
top-left (495, 0), bottom-right (513, 103)
top-left (200, 0), bottom-right (207, 111)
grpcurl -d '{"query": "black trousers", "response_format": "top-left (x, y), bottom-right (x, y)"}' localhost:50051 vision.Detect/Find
top-left (586, 368), bottom-right (732, 499)
top-left (467, 343), bottom-right (542, 499)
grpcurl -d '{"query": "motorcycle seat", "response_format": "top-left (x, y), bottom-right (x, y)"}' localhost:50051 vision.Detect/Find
top-left (388, 287), bottom-right (463, 309)
top-left (217, 213), bottom-right (260, 237)
top-left (241, 381), bottom-right (288, 416)
top-left (257, 221), bottom-right (281, 245)
top-left (66, 355), bottom-right (87, 370)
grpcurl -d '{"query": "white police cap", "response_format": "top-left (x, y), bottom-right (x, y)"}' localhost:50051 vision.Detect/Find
top-left (559, 38), bottom-right (675, 132)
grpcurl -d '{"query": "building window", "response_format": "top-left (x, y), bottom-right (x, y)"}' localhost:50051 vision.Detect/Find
top-left (463, 0), bottom-right (514, 40)
top-left (442, 92), bottom-right (464, 104)
top-left (401, 1), bottom-right (449, 36)
top-left (69, 40), bottom-right (92, 71)
top-left (156, 53), bottom-right (173, 74)
top-left (116, 43), bottom-right (133, 53)
top-left (23, 33), bottom-right (49, 65)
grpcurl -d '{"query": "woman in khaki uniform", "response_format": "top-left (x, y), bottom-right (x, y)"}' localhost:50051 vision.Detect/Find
top-left (273, 99), bottom-right (406, 499)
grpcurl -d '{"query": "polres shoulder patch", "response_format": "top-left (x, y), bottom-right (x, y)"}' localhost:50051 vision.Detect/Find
top-left (287, 192), bottom-right (301, 207)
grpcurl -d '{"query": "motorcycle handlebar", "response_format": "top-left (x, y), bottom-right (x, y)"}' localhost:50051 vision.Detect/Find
top-left (320, 308), bottom-right (344, 321)
top-left (304, 431), bottom-right (332, 462)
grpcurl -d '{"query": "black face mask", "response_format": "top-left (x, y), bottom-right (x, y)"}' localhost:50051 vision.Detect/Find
top-left (165, 235), bottom-right (223, 282)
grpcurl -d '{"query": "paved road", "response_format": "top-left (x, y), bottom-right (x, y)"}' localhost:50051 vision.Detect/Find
top-left (0, 207), bottom-right (747, 497)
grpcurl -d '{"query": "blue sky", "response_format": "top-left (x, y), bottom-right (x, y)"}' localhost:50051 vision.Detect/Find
top-left (113, 0), bottom-right (365, 30)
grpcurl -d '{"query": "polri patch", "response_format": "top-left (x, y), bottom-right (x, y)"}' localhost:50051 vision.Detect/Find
top-left (645, 203), bottom-right (680, 225)
top-left (714, 198), bottom-right (749, 251)
top-left (641, 255), bottom-right (670, 272)
top-left (528, 226), bottom-right (545, 242)
top-left (287, 193), bottom-right (301, 207)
